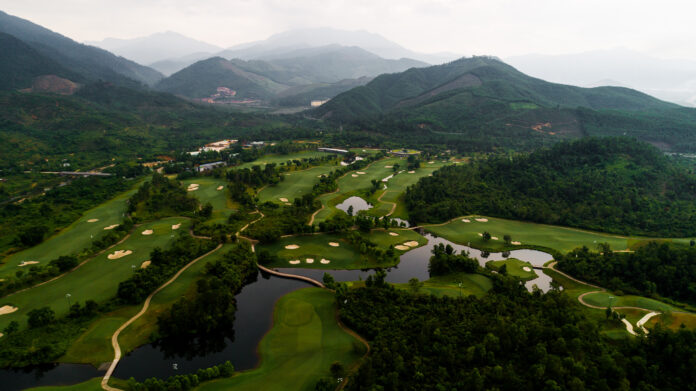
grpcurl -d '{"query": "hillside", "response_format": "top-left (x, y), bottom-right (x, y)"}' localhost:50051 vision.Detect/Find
top-left (154, 46), bottom-right (426, 104)
top-left (312, 56), bottom-right (696, 151)
top-left (0, 32), bottom-right (82, 91)
top-left (0, 10), bottom-right (163, 87)
top-left (405, 137), bottom-right (696, 237)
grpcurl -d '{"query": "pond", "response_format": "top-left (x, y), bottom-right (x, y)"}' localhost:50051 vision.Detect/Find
top-left (1, 232), bottom-right (555, 389)
top-left (336, 196), bottom-right (372, 214)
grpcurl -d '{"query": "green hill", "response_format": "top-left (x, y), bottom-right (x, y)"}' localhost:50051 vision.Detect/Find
top-left (313, 57), bottom-right (696, 151)
top-left (0, 11), bottom-right (163, 87)
top-left (405, 137), bottom-right (696, 237)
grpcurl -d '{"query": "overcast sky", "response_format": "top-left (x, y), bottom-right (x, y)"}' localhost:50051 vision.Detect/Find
top-left (2, 0), bottom-right (696, 59)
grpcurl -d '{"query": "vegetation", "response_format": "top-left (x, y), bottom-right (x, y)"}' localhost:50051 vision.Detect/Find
top-left (407, 138), bottom-right (696, 237)
top-left (127, 361), bottom-right (235, 391)
top-left (128, 173), bottom-right (199, 220)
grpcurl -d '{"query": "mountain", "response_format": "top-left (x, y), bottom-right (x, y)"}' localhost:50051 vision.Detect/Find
top-left (0, 32), bottom-right (82, 90)
top-left (87, 31), bottom-right (223, 67)
top-left (0, 10), bottom-right (163, 87)
top-left (220, 28), bottom-right (459, 64)
top-left (313, 56), bottom-right (696, 151)
top-left (506, 49), bottom-right (696, 107)
top-left (154, 46), bottom-right (427, 104)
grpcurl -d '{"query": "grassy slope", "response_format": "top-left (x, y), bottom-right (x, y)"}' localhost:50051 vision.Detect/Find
top-left (258, 164), bottom-right (338, 204)
top-left (196, 288), bottom-right (365, 391)
top-left (181, 177), bottom-right (232, 225)
top-left (236, 151), bottom-right (333, 170)
top-left (0, 217), bottom-right (190, 331)
top-left (0, 183), bottom-right (140, 277)
top-left (395, 272), bottom-right (493, 298)
top-left (260, 229), bottom-right (426, 270)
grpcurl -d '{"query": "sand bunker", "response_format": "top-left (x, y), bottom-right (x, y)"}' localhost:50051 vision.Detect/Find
top-left (389, 232), bottom-right (399, 236)
top-left (104, 224), bottom-right (119, 230)
top-left (0, 305), bottom-right (18, 315)
top-left (285, 244), bottom-right (300, 250)
top-left (87, 219), bottom-right (99, 223)
top-left (351, 174), bottom-right (358, 177)
top-left (462, 219), bottom-right (471, 223)
top-left (408, 170), bottom-right (415, 174)
top-left (428, 161), bottom-right (435, 164)
top-left (357, 171), bottom-right (366, 175)
top-left (395, 245), bottom-right (410, 251)
top-left (403, 241), bottom-right (419, 247)
top-left (477, 233), bottom-right (483, 237)
top-left (19, 261), bottom-right (39, 267)
top-left (279, 198), bottom-right (288, 202)
top-left (491, 236), bottom-right (499, 241)
top-left (216, 186), bottom-right (224, 191)
top-left (140, 260), bottom-right (151, 269)
top-left (329, 242), bottom-right (340, 247)
top-left (320, 259), bottom-right (331, 264)
top-left (522, 266), bottom-right (532, 272)
top-left (385, 165), bottom-right (393, 168)
top-left (172, 223), bottom-right (181, 230)
top-left (187, 184), bottom-right (199, 192)
top-left (141, 229), bottom-right (153, 235)
top-left (475, 218), bottom-right (488, 222)
top-left (511, 241), bottom-right (521, 245)
top-left (289, 260), bottom-right (301, 265)
top-left (108, 250), bottom-right (132, 260)
top-left (284, 202), bottom-right (292, 206)
top-left (305, 258), bottom-right (314, 264)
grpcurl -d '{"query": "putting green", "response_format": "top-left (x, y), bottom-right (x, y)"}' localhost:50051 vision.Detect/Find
top-left (196, 288), bottom-right (365, 391)
top-left (258, 164), bottom-right (338, 204)
top-left (0, 183), bottom-right (141, 278)
top-left (260, 230), bottom-right (426, 269)
top-left (487, 258), bottom-right (537, 280)
top-left (236, 151), bottom-right (334, 170)
top-left (0, 217), bottom-right (190, 332)
top-left (582, 292), bottom-right (679, 313)
top-left (61, 243), bottom-right (235, 366)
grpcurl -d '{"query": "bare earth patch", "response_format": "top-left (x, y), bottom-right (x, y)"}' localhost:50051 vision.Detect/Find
top-left (394, 245), bottom-right (410, 251)
top-left (87, 219), bottom-right (99, 223)
top-left (475, 218), bottom-right (488, 222)
top-left (108, 250), bottom-right (132, 260)
top-left (19, 261), bottom-right (39, 267)
top-left (389, 232), bottom-right (399, 236)
top-left (329, 242), bottom-right (340, 247)
top-left (140, 260), bottom-right (151, 269)
top-left (104, 224), bottom-right (119, 230)
top-left (0, 305), bottom-right (18, 315)
top-left (141, 229), bottom-right (153, 235)
top-left (285, 244), bottom-right (300, 250)
top-left (403, 241), bottom-right (419, 247)
top-left (172, 223), bottom-right (181, 230)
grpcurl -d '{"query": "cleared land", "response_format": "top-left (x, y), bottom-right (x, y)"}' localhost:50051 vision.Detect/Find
top-left (260, 229), bottom-right (427, 269)
top-left (0, 184), bottom-right (140, 278)
top-left (0, 217), bottom-right (190, 332)
top-left (196, 288), bottom-right (365, 391)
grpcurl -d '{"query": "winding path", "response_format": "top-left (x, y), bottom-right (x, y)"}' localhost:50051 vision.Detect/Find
top-left (101, 244), bottom-right (223, 391)
top-left (376, 189), bottom-right (397, 217)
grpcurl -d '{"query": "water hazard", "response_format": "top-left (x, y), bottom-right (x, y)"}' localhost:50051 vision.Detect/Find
top-left (336, 196), bottom-right (372, 214)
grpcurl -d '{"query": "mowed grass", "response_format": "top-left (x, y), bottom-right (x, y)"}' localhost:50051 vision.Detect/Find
top-left (0, 183), bottom-right (140, 278)
top-left (581, 291), bottom-right (680, 313)
top-left (487, 258), bottom-right (536, 280)
top-left (23, 377), bottom-right (129, 391)
top-left (181, 177), bottom-right (232, 225)
top-left (258, 164), bottom-right (338, 204)
top-left (261, 230), bottom-right (426, 269)
top-left (0, 217), bottom-right (190, 332)
top-left (196, 288), bottom-right (365, 391)
top-left (236, 151), bottom-right (334, 170)
top-left (61, 243), bottom-right (235, 366)
top-left (396, 272), bottom-right (493, 298)
top-left (647, 311), bottom-right (696, 330)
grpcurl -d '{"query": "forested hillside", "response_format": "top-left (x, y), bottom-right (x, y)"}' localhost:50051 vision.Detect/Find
top-left (405, 138), bottom-right (696, 236)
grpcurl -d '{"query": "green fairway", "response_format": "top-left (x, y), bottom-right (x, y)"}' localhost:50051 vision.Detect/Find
top-left (0, 217), bottom-right (190, 331)
top-left (0, 183), bottom-right (140, 278)
top-left (61, 243), bottom-right (235, 366)
top-left (236, 151), bottom-right (334, 170)
top-left (181, 177), bottom-right (232, 224)
top-left (258, 164), bottom-right (338, 204)
top-left (396, 272), bottom-right (493, 298)
top-left (260, 229), bottom-right (426, 270)
top-left (487, 258), bottom-right (537, 280)
top-left (582, 291), bottom-right (679, 313)
top-left (196, 288), bottom-right (365, 391)
top-left (24, 378), bottom-right (104, 391)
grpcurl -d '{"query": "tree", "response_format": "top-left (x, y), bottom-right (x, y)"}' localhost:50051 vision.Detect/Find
top-left (3, 321), bottom-right (18, 335)
top-left (18, 225), bottom-right (49, 246)
top-left (482, 232), bottom-right (491, 242)
top-left (408, 278), bottom-right (424, 294)
top-left (27, 307), bottom-right (55, 328)
top-left (330, 361), bottom-right (345, 378)
top-left (504, 234), bottom-right (512, 245)
top-left (347, 205), bottom-right (354, 216)
top-left (200, 202), bottom-right (213, 218)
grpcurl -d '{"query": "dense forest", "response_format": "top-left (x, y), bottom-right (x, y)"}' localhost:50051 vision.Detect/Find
top-left (338, 277), bottom-right (696, 391)
top-left (128, 173), bottom-right (199, 219)
top-left (405, 137), bottom-right (696, 237)
top-left (557, 242), bottom-right (696, 306)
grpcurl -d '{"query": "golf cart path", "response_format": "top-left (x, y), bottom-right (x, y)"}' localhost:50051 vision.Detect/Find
top-left (101, 243), bottom-right (223, 391)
